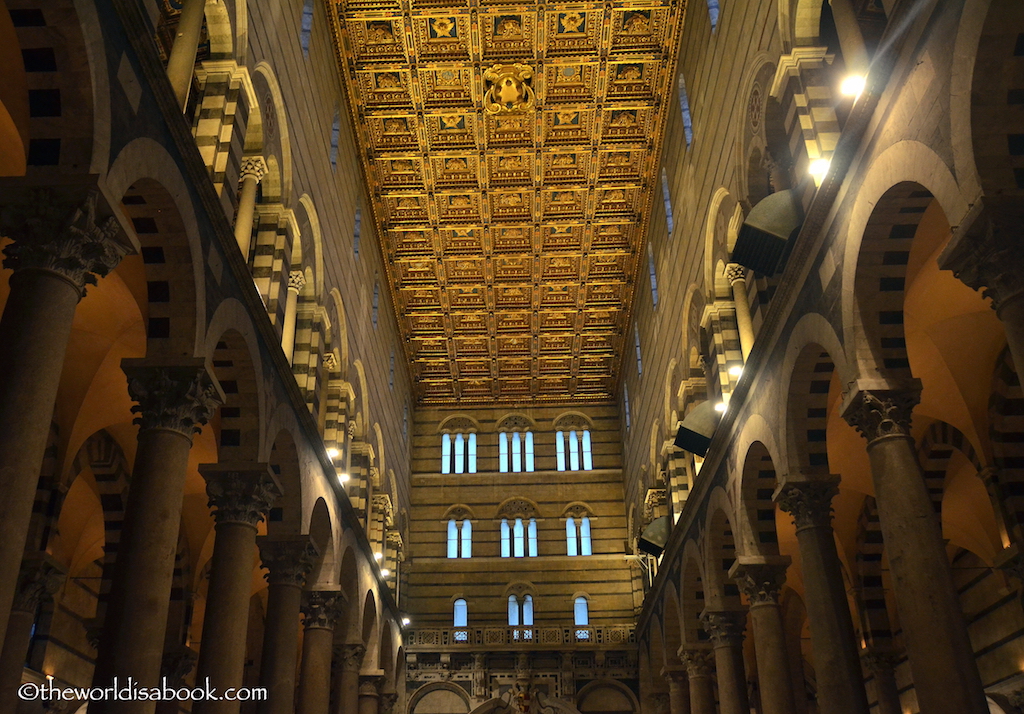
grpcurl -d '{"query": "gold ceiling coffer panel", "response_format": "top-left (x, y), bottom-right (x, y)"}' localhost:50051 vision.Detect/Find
top-left (329, 0), bottom-right (686, 405)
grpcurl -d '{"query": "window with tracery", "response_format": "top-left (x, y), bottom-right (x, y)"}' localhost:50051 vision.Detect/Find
top-left (440, 420), bottom-right (477, 474)
top-left (500, 517), bottom-right (538, 558)
top-left (554, 415), bottom-right (594, 471)
top-left (508, 594), bottom-right (534, 640)
top-left (498, 415), bottom-right (535, 473)
top-left (565, 515), bottom-right (593, 556)
top-left (446, 519), bottom-right (472, 558)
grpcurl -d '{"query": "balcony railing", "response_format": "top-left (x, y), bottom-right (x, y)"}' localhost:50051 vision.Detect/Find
top-left (404, 624), bottom-right (635, 649)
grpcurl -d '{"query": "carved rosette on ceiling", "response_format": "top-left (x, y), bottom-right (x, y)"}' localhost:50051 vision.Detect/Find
top-left (330, 0), bottom-right (684, 404)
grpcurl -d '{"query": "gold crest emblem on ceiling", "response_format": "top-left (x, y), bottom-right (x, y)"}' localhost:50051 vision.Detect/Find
top-left (329, 0), bottom-right (684, 405)
top-left (483, 64), bottom-right (536, 114)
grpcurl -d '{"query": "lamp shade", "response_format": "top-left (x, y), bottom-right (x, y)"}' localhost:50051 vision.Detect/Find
top-left (638, 516), bottom-right (671, 557)
top-left (674, 401), bottom-right (719, 457)
top-left (731, 187), bottom-right (804, 276)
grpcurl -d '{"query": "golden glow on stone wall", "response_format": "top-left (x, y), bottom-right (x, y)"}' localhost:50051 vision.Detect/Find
top-left (329, 0), bottom-right (685, 405)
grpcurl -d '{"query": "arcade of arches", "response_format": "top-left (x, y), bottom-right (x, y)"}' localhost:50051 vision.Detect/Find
top-left (0, 0), bottom-right (1023, 713)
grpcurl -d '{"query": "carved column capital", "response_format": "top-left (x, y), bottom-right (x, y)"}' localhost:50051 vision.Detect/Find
top-left (201, 462), bottom-right (281, 527)
top-left (0, 188), bottom-right (130, 295)
top-left (12, 554), bottom-right (66, 613)
top-left (774, 475), bottom-right (840, 531)
top-left (334, 643), bottom-right (366, 673)
top-left (239, 156), bottom-right (268, 183)
top-left (661, 665), bottom-right (688, 684)
top-left (729, 556), bottom-right (790, 606)
top-left (358, 674), bottom-right (385, 697)
top-left (257, 535), bottom-right (319, 588)
top-left (302, 590), bottom-right (344, 630)
top-left (322, 352), bottom-right (339, 372)
top-left (160, 645), bottom-right (198, 686)
top-left (860, 648), bottom-right (899, 675)
top-left (841, 384), bottom-right (921, 445)
top-left (122, 359), bottom-right (224, 439)
top-left (940, 202), bottom-right (1024, 314)
top-left (288, 270), bottom-right (307, 293)
top-left (379, 691), bottom-right (398, 714)
top-left (724, 263), bottom-right (747, 286)
top-left (700, 609), bottom-right (746, 646)
top-left (678, 648), bottom-right (714, 677)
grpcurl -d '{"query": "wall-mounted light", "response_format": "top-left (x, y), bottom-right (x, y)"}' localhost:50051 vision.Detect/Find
top-left (714, 402), bottom-right (727, 413)
top-left (338, 472), bottom-right (350, 483)
top-left (380, 569), bottom-right (391, 577)
top-left (327, 447), bottom-right (340, 461)
top-left (840, 74), bottom-right (866, 98)
top-left (374, 552), bottom-right (383, 561)
top-left (808, 158), bottom-right (831, 186)
top-left (727, 365), bottom-right (743, 378)
top-left (402, 617), bottom-right (411, 626)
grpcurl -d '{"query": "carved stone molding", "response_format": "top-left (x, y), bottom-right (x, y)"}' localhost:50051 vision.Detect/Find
top-left (334, 643), bottom-right (366, 673)
top-left (373, 493), bottom-right (395, 525)
top-left (774, 475), bottom-right (840, 531)
top-left (12, 554), bottom-right (66, 613)
top-left (288, 270), bottom-right (307, 293)
top-left (678, 648), bottom-right (714, 677)
top-left (257, 535), bottom-right (319, 587)
top-left (122, 359), bottom-right (224, 438)
top-left (0, 188), bottom-right (130, 295)
top-left (729, 556), bottom-right (791, 606)
top-left (940, 202), bottom-right (1024, 314)
top-left (700, 609), bottom-right (746, 646)
top-left (201, 462), bottom-right (281, 527)
top-left (841, 385), bottom-right (921, 445)
top-left (239, 155), bottom-right (268, 183)
top-left (301, 590), bottom-right (344, 630)
top-left (497, 498), bottom-right (538, 520)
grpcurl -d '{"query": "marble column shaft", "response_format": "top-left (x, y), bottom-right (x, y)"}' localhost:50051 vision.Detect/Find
top-left (166, 0), bottom-right (207, 108)
top-left (234, 157), bottom-right (267, 258)
top-left (662, 666), bottom-right (690, 714)
top-left (256, 536), bottom-right (319, 714)
top-left (358, 674), bottom-right (384, 714)
top-left (281, 271), bottom-right (306, 363)
top-left (775, 475), bottom-right (870, 714)
top-left (0, 191), bottom-right (126, 650)
top-left (701, 610), bottom-right (749, 714)
top-left (679, 649), bottom-right (715, 714)
top-left (730, 557), bottom-right (798, 714)
top-left (332, 644), bottom-right (366, 714)
top-left (843, 386), bottom-right (988, 714)
top-left (862, 650), bottom-right (902, 714)
top-left (193, 464), bottom-right (280, 714)
top-left (297, 591), bottom-right (344, 714)
top-left (725, 264), bottom-right (755, 360)
top-left (92, 360), bottom-right (222, 714)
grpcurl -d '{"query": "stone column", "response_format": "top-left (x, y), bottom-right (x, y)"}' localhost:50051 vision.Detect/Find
top-left (298, 591), bottom-right (343, 714)
top-left (678, 648), bottom-right (715, 714)
top-left (775, 475), bottom-right (870, 714)
top-left (193, 464), bottom-right (280, 714)
top-left (0, 192), bottom-right (127, 649)
top-left (166, 0), bottom-right (207, 109)
top-left (0, 555), bottom-right (65, 708)
top-left (842, 385), bottom-right (988, 714)
top-left (156, 646), bottom-right (198, 714)
top-left (725, 263), bottom-right (755, 361)
top-left (257, 536), bottom-right (319, 714)
top-left (861, 649), bottom-right (902, 714)
top-left (358, 674), bottom-right (384, 714)
top-left (829, 0), bottom-right (870, 76)
top-left (281, 270), bottom-right (306, 363)
top-left (92, 361), bottom-right (222, 714)
top-left (729, 556), bottom-right (797, 714)
top-left (662, 666), bottom-right (690, 714)
top-left (940, 205), bottom-right (1024, 383)
top-left (332, 644), bottom-right (366, 714)
top-left (701, 610), bottom-right (750, 714)
top-left (234, 157), bottom-right (267, 259)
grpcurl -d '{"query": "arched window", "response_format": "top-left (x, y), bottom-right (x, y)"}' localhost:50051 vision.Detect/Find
top-left (574, 596), bottom-right (590, 640)
top-left (624, 384), bottom-right (632, 430)
top-left (705, 0), bottom-right (719, 31)
top-left (502, 517), bottom-right (537, 558)
top-left (528, 518), bottom-right (537, 557)
top-left (403, 405), bottom-right (408, 440)
top-left (389, 349), bottom-right (395, 389)
top-left (508, 594), bottom-right (534, 640)
top-left (566, 515), bottom-right (593, 556)
top-left (441, 433), bottom-right (477, 474)
top-left (330, 110), bottom-right (340, 169)
top-left (556, 429), bottom-right (593, 471)
top-left (634, 327), bottom-right (643, 375)
top-left (513, 518), bottom-right (524, 557)
top-left (648, 244), bottom-right (659, 308)
top-left (447, 519), bottom-right (472, 558)
top-left (372, 282), bottom-right (380, 327)
top-left (501, 519), bottom-right (511, 557)
top-left (353, 207), bottom-right (362, 257)
top-left (453, 598), bottom-right (468, 641)
top-left (499, 431), bottom-right (534, 473)
top-left (300, 0), bottom-right (314, 56)
top-left (677, 75), bottom-right (693, 147)
top-left (661, 168), bottom-right (674, 235)
top-left (566, 517), bottom-right (578, 556)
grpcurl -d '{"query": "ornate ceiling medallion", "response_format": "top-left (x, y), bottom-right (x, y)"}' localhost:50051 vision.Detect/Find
top-left (483, 64), bottom-right (537, 115)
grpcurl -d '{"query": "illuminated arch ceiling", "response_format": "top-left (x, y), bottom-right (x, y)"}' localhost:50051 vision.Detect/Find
top-left (329, 1), bottom-right (685, 405)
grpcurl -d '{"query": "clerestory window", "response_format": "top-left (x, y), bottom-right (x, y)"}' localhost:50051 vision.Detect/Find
top-left (441, 433), bottom-right (477, 474)
top-left (446, 519), bottom-right (472, 559)
top-left (499, 431), bottom-right (534, 473)
top-left (556, 429), bottom-right (593, 471)
top-left (565, 516), bottom-right (593, 556)
top-left (501, 517), bottom-right (538, 558)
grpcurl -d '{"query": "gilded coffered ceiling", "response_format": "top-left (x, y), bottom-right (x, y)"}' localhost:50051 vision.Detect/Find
top-left (329, 0), bottom-right (685, 405)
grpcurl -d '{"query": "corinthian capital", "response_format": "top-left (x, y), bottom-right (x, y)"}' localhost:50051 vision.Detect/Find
top-left (200, 462), bottom-right (281, 527)
top-left (774, 475), bottom-right (840, 531)
top-left (1, 188), bottom-right (130, 295)
top-left (724, 263), bottom-right (747, 286)
top-left (700, 609), bottom-right (746, 646)
top-left (122, 359), bottom-right (224, 438)
top-left (841, 383), bottom-right (920, 444)
top-left (257, 535), bottom-right (319, 587)
top-left (12, 554), bottom-right (66, 613)
top-left (334, 643), bottom-right (366, 673)
top-left (239, 156), bottom-right (268, 183)
top-left (729, 555), bottom-right (790, 606)
top-left (940, 201), bottom-right (1024, 313)
top-left (678, 648), bottom-right (714, 677)
top-left (302, 590), bottom-right (344, 630)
